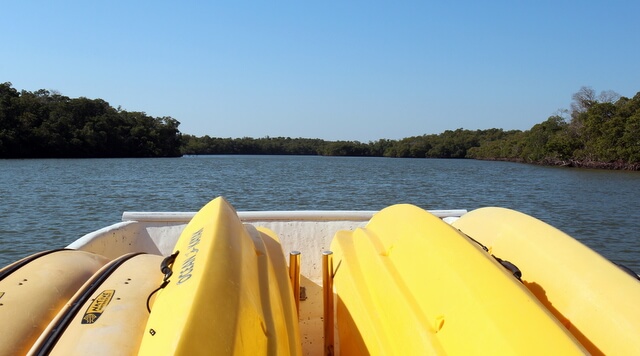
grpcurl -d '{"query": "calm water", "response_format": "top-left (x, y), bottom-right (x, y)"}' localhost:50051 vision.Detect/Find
top-left (1, 156), bottom-right (639, 271)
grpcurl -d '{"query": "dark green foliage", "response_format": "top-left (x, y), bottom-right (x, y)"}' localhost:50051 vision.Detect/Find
top-left (469, 90), bottom-right (640, 169)
top-left (3, 82), bottom-right (638, 169)
top-left (383, 129), bottom-right (518, 159)
top-left (180, 129), bottom-right (513, 159)
top-left (116, 84), bottom-right (640, 170)
top-left (180, 135), bottom-right (326, 155)
top-left (0, 82), bottom-right (182, 158)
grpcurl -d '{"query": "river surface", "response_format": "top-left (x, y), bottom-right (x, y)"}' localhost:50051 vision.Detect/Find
top-left (1, 156), bottom-right (639, 271)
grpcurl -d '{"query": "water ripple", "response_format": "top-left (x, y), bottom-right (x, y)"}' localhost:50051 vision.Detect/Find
top-left (1, 156), bottom-right (639, 272)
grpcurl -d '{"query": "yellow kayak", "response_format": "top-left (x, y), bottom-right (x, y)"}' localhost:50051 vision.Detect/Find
top-left (0, 250), bottom-right (109, 355)
top-left (330, 204), bottom-right (586, 355)
top-left (138, 197), bottom-right (301, 355)
top-left (29, 253), bottom-right (164, 355)
top-left (452, 207), bottom-right (640, 355)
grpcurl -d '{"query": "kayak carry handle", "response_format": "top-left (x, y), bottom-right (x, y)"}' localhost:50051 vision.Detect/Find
top-left (494, 256), bottom-right (522, 281)
top-left (457, 229), bottom-right (523, 281)
top-left (160, 251), bottom-right (179, 279)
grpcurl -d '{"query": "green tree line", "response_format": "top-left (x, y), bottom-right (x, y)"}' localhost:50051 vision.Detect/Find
top-left (180, 129), bottom-right (517, 158)
top-left (0, 82), bottom-right (181, 158)
top-left (2, 82), bottom-right (638, 170)
top-left (468, 87), bottom-right (640, 170)
top-left (181, 87), bottom-right (640, 170)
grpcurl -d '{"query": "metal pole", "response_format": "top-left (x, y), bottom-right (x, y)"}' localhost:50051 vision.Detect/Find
top-left (322, 250), bottom-right (334, 356)
top-left (289, 251), bottom-right (301, 315)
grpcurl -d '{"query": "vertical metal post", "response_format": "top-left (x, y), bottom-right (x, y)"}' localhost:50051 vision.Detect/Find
top-left (322, 251), bottom-right (334, 356)
top-left (289, 251), bottom-right (301, 315)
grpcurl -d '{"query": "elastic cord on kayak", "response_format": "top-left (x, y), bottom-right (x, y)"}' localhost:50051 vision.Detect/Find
top-left (146, 251), bottom-right (179, 313)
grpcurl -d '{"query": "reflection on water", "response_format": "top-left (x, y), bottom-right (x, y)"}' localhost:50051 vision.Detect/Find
top-left (1, 156), bottom-right (639, 270)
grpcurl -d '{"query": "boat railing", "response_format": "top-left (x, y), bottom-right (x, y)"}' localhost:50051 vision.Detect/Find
top-left (121, 209), bottom-right (467, 223)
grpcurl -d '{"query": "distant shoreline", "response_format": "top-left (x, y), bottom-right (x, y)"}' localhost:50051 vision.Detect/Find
top-left (4, 154), bottom-right (638, 171)
top-left (2, 83), bottom-right (639, 171)
top-left (473, 157), bottom-right (640, 171)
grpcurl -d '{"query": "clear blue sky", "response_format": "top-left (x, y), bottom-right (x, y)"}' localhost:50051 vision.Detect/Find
top-left (2, 1), bottom-right (639, 142)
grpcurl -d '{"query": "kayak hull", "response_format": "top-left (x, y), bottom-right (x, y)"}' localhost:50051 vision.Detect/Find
top-left (0, 250), bottom-right (109, 355)
top-left (330, 204), bottom-right (586, 355)
top-left (138, 197), bottom-right (301, 355)
top-left (452, 207), bottom-right (640, 355)
top-left (30, 253), bottom-right (164, 355)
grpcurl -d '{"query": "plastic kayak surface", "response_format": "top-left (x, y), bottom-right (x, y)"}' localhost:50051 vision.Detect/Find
top-left (29, 253), bottom-right (164, 355)
top-left (452, 207), bottom-right (640, 355)
top-left (0, 250), bottom-right (109, 355)
top-left (138, 197), bottom-right (301, 356)
top-left (330, 204), bottom-right (586, 355)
